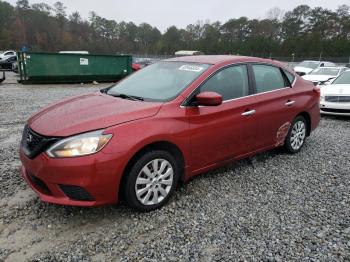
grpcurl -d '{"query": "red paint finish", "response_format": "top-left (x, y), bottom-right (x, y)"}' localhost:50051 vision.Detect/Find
top-left (187, 95), bottom-right (258, 171)
top-left (20, 56), bottom-right (320, 206)
top-left (29, 93), bottom-right (161, 137)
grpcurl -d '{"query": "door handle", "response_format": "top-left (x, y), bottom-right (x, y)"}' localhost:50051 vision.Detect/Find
top-left (241, 109), bottom-right (256, 116)
top-left (285, 100), bottom-right (295, 106)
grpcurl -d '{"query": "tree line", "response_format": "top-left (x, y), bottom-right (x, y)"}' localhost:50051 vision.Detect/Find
top-left (0, 0), bottom-right (350, 58)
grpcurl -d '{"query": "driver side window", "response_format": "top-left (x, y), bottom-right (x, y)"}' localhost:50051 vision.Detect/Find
top-left (200, 65), bottom-right (249, 101)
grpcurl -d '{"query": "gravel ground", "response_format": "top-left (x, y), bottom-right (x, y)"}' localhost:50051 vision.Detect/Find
top-left (0, 72), bottom-right (350, 261)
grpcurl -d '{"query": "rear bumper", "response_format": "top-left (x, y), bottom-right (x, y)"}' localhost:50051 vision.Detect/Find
top-left (320, 102), bottom-right (350, 116)
top-left (20, 149), bottom-right (127, 207)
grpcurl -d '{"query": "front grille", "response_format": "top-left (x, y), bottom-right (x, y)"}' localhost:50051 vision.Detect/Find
top-left (59, 185), bottom-right (95, 201)
top-left (28, 173), bottom-right (51, 195)
top-left (321, 108), bottom-right (350, 114)
top-left (21, 125), bottom-right (59, 159)
top-left (325, 96), bottom-right (350, 103)
top-left (22, 125), bottom-right (43, 151)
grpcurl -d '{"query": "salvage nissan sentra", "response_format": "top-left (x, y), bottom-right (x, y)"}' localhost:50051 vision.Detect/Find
top-left (20, 56), bottom-right (320, 211)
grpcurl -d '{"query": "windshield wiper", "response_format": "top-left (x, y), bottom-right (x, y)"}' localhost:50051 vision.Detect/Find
top-left (109, 93), bottom-right (144, 101)
top-left (100, 88), bottom-right (109, 94)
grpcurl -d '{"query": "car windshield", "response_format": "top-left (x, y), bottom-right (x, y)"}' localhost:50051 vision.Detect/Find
top-left (310, 68), bottom-right (339, 76)
top-left (107, 61), bottom-right (210, 102)
top-left (332, 71), bottom-right (350, 85)
top-left (297, 61), bottom-right (319, 69)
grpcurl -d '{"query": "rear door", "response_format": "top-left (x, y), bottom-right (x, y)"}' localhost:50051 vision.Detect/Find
top-left (250, 64), bottom-right (298, 149)
top-left (186, 64), bottom-right (258, 171)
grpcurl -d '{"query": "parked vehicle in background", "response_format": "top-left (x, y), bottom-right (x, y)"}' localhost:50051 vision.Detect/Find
top-left (0, 55), bottom-right (17, 70)
top-left (132, 58), bottom-right (156, 71)
top-left (294, 60), bottom-right (336, 76)
top-left (20, 55), bottom-right (320, 211)
top-left (175, 50), bottom-right (204, 56)
top-left (0, 50), bottom-right (16, 62)
top-left (12, 61), bottom-right (18, 73)
top-left (302, 67), bottom-right (348, 86)
top-left (320, 70), bottom-right (350, 116)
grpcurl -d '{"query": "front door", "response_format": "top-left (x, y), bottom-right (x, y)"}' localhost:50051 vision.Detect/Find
top-left (185, 64), bottom-right (258, 171)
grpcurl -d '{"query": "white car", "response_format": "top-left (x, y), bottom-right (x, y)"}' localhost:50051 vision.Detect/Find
top-left (294, 60), bottom-right (336, 76)
top-left (302, 67), bottom-right (348, 86)
top-left (0, 50), bottom-right (16, 62)
top-left (320, 70), bottom-right (350, 116)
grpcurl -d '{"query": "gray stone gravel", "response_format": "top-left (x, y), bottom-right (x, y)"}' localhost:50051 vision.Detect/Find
top-left (0, 72), bottom-right (350, 261)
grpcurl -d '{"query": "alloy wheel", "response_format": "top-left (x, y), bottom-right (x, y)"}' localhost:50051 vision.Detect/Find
top-left (135, 159), bottom-right (174, 205)
top-left (290, 120), bottom-right (306, 150)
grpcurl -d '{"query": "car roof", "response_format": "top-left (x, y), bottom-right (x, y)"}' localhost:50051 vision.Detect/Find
top-left (165, 55), bottom-right (282, 66)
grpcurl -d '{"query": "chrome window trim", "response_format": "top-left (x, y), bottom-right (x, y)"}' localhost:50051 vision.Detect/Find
top-left (180, 61), bottom-right (296, 108)
top-left (180, 87), bottom-right (291, 108)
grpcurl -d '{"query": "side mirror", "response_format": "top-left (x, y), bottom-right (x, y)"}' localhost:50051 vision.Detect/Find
top-left (195, 91), bottom-right (223, 106)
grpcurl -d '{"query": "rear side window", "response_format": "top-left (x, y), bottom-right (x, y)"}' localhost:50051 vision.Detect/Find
top-left (283, 69), bottom-right (295, 84)
top-left (200, 65), bottom-right (249, 101)
top-left (252, 65), bottom-right (287, 93)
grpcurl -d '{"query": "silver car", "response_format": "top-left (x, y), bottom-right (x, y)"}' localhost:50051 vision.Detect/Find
top-left (320, 70), bottom-right (350, 116)
top-left (302, 67), bottom-right (348, 86)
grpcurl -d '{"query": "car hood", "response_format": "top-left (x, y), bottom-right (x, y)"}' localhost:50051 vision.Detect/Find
top-left (320, 84), bottom-right (350, 96)
top-left (28, 92), bottom-right (162, 137)
top-left (302, 75), bottom-right (335, 82)
top-left (294, 66), bottom-right (313, 74)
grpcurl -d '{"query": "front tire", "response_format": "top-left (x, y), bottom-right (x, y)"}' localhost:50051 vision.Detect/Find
top-left (284, 116), bottom-right (307, 154)
top-left (123, 150), bottom-right (179, 211)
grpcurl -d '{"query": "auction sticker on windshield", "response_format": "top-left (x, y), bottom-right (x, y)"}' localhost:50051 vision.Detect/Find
top-left (179, 65), bottom-right (204, 72)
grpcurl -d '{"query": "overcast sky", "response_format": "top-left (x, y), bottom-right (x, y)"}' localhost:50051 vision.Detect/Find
top-left (4, 0), bottom-right (349, 31)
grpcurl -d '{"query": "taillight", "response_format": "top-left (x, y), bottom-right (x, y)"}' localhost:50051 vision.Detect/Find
top-left (313, 86), bottom-right (321, 98)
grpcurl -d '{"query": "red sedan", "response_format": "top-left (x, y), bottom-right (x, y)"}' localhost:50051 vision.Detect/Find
top-left (20, 56), bottom-right (320, 211)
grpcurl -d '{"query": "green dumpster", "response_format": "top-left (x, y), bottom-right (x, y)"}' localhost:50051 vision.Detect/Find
top-left (17, 52), bottom-right (132, 84)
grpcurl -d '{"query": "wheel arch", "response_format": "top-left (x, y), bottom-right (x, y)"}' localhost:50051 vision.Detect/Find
top-left (295, 111), bottom-right (311, 136)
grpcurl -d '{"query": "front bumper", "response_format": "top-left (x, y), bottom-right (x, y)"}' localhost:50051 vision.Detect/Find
top-left (20, 149), bottom-right (126, 206)
top-left (320, 101), bottom-right (350, 116)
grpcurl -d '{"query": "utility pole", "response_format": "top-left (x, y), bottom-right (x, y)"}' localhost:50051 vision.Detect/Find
top-left (318, 51), bottom-right (323, 62)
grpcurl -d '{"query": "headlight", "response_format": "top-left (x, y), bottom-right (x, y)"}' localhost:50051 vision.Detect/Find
top-left (46, 130), bottom-right (112, 158)
top-left (320, 95), bottom-right (325, 101)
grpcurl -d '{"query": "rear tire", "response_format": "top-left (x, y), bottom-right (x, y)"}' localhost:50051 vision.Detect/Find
top-left (284, 116), bottom-right (307, 154)
top-left (123, 150), bottom-right (179, 211)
